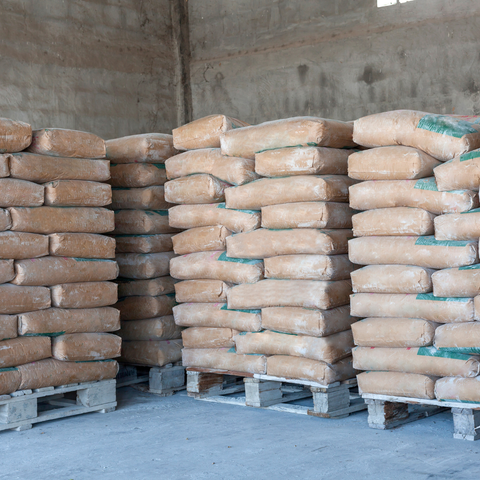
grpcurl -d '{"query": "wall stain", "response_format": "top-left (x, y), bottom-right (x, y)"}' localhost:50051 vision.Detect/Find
top-left (358, 65), bottom-right (385, 85)
top-left (297, 64), bottom-right (309, 85)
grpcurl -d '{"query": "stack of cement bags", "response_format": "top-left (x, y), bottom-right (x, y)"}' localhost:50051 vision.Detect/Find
top-left (105, 134), bottom-right (183, 367)
top-left (0, 120), bottom-right (120, 395)
top-left (350, 110), bottom-right (480, 403)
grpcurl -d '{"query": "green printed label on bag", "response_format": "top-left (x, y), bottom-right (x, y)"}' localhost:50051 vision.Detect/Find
top-left (414, 236), bottom-right (471, 247)
top-left (460, 150), bottom-right (480, 162)
top-left (22, 332), bottom-right (65, 337)
top-left (220, 305), bottom-right (261, 314)
top-left (73, 258), bottom-right (115, 262)
top-left (152, 164), bottom-right (166, 170)
top-left (416, 293), bottom-right (470, 302)
top-left (417, 114), bottom-right (478, 138)
top-left (144, 210), bottom-right (168, 216)
top-left (217, 251), bottom-right (262, 265)
top-left (459, 264), bottom-right (480, 270)
top-left (417, 346), bottom-right (472, 360)
top-left (461, 207), bottom-right (480, 214)
top-left (439, 399), bottom-right (480, 404)
top-left (0, 367), bottom-right (18, 373)
top-left (216, 203), bottom-right (260, 215)
top-left (414, 177), bottom-right (438, 191)
top-left (437, 347), bottom-right (480, 355)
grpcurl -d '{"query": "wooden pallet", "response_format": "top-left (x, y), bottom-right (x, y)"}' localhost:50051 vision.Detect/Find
top-left (116, 363), bottom-right (186, 397)
top-left (0, 379), bottom-right (116, 432)
top-left (186, 367), bottom-right (366, 418)
top-left (362, 393), bottom-right (480, 441)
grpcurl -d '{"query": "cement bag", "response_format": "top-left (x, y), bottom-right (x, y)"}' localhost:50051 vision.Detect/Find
top-left (116, 294), bottom-right (176, 321)
top-left (261, 202), bottom-right (353, 229)
top-left (353, 111), bottom-right (480, 161)
top-left (348, 236), bottom-right (478, 269)
top-left (264, 254), bottom-right (353, 281)
top-left (0, 178), bottom-right (44, 207)
top-left (173, 303), bottom-right (261, 331)
top-left (0, 232), bottom-right (48, 259)
top-left (18, 358), bottom-right (118, 390)
top-left (352, 318), bottom-right (437, 347)
top-left (266, 355), bottom-right (356, 385)
top-left (351, 293), bottom-right (475, 323)
top-left (181, 347), bottom-right (266, 374)
top-left (348, 146), bottom-right (440, 180)
top-left (121, 339), bottom-right (183, 367)
top-left (50, 282), bottom-right (118, 308)
top-left (9, 207), bottom-right (115, 234)
top-left (226, 175), bottom-right (354, 210)
top-left (349, 178), bottom-right (478, 215)
top-left (164, 174), bottom-right (230, 204)
top-left (109, 163), bottom-right (167, 188)
top-left (434, 149), bottom-right (480, 191)
top-left (0, 284), bottom-right (50, 314)
top-left (117, 276), bottom-right (177, 297)
top-left (116, 252), bottom-right (175, 280)
top-left (183, 327), bottom-right (239, 349)
top-left (168, 203), bottom-right (260, 233)
top-left (105, 133), bottom-right (176, 163)
top-left (115, 234), bottom-right (174, 254)
top-left (228, 279), bottom-right (351, 310)
top-left (172, 225), bottom-right (232, 255)
top-left (0, 260), bottom-right (14, 283)
top-left (435, 209), bottom-right (480, 241)
top-left (0, 209), bottom-right (11, 231)
top-left (0, 156), bottom-right (8, 177)
top-left (358, 371), bottom-right (437, 399)
top-left (235, 329), bottom-right (354, 364)
top-left (0, 368), bottom-right (21, 396)
top-left (220, 117), bottom-right (355, 159)
top-left (261, 305), bottom-right (356, 337)
top-left (255, 146), bottom-right (350, 177)
top-left (351, 265), bottom-right (434, 294)
top-left (52, 333), bottom-right (121, 361)
top-left (0, 117), bottom-right (32, 152)
top-left (173, 115), bottom-right (249, 150)
top-left (118, 316), bottom-right (181, 341)
top-left (170, 251), bottom-right (264, 284)
top-left (0, 337), bottom-right (51, 368)
top-left (435, 376), bottom-right (480, 403)
top-left (0, 315), bottom-right (17, 341)
top-left (174, 280), bottom-right (232, 303)
top-left (27, 128), bottom-right (106, 158)
top-left (227, 228), bottom-right (351, 258)
top-left (111, 186), bottom-right (172, 210)
top-left (49, 233), bottom-right (115, 259)
top-left (44, 180), bottom-right (111, 207)
top-left (353, 346), bottom-right (480, 377)
top-left (113, 210), bottom-right (176, 235)
top-left (18, 307), bottom-right (120, 335)
top-left (166, 148), bottom-right (258, 186)
top-left (12, 257), bottom-right (119, 286)
top-left (8, 153), bottom-right (110, 182)
top-left (432, 265), bottom-right (480, 297)
top-left (352, 208), bottom-right (435, 236)
top-left (434, 322), bottom-right (480, 354)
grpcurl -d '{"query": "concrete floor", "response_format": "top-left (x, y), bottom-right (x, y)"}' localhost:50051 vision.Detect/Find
top-left (2, 387), bottom-right (479, 480)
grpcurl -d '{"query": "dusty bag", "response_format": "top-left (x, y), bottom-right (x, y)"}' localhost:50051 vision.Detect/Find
top-left (173, 115), bottom-right (249, 150)
top-left (9, 207), bottom-right (115, 234)
top-left (352, 208), bottom-right (435, 236)
top-left (183, 327), bottom-right (239, 349)
top-left (227, 279), bottom-right (351, 310)
top-left (255, 146), bottom-right (350, 177)
top-left (0, 178), bottom-right (44, 207)
top-left (18, 307), bottom-right (120, 335)
top-left (352, 318), bottom-right (438, 347)
top-left (113, 210), bottom-right (175, 235)
top-left (116, 252), bottom-right (175, 280)
top-left (8, 153), bottom-right (110, 182)
top-left (13, 257), bottom-right (119, 286)
top-left (44, 180), bottom-right (111, 207)
top-left (116, 294), bottom-right (176, 321)
top-left (52, 333), bottom-right (121, 361)
top-left (173, 303), bottom-right (261, 331)
top-left (348, 146), bottom-right (440, 180)
top-left (170, 251), bottom-right (264, 284)
top-left (227, 229), bottom-right (351, 258)
top-left (348, 236), bottom-right (478, 269)
top-left (111, 186), bottom-right (172, 210)
top-left (0, 284), bottom-right (50, 314)
top-left (353, 111), bottom-right (480, 161)
top-left (264, 254), bottom-right (353, 281)
top-left (220, 117), bottom-right (355, 159)
top-left (0, 260), bottom-right (14, 283)
top-left (49, 233), bottom-right (116, 259)
top-left (0, 368), bottom-right (21, 396)
top-left (115, 234), bottom-right (174, 254)
top-left (261, 202), bottom-right (353, 229)
top-left (110, 163), bottom-right (167, 188)
top-left (50, 282), bottom-right (118, 309)
top-left (225, 175), bottom-right (354, 210)
top-left (0, 209), bottom-right (11, 231)
top-left (435, 376), bottom-right (480, 402)
top-left (0, 232), bottom-right (48, 259)
top-left (117, 277), bottom-right (177, 297)
top-left (118, 316), bottom-right (181, 341)
top-left (168, 203), bottom-right (260, 233)
top-left (181, 347), bottom-right (266, 374)
top-left (351, 265), bottom-right (434, 294)
top-left (435, 209), bottom-right (480, 241)
top-left (432, 265), bottom-right (480, 297)
top-left (434, 322), bottom-right (480, 354)
top-left (350, 293), bottom-right (476, 323)
top-left (349, 178), bottom-right (478, 215)
top-left (174, 280), bottom-right (232, 303)
top-left (434, 149), bottom-right (480, 191)
top-left (357, 371), bottom-right (437, 399)
top-left (0, 156), bottom-right (8, 177)
top-left (0, 337), bottom-right (51, 368)
top-left (121, 339), bottom-right (183, 366)
top-left (266, 355), bottom-right (356, 385)
top-left (105, 133), bottom-right (176, 163)
top-left (164, 174), bottom-right (230, 204)
top-left (0, 117), bottom-right (32, 153)
top-left (0, 315), bottom-right (17, 340)
top-left (261, 305), bottom-right (356, 337)
top-left (172, 225), bottom-right (232, 255)
top-left (166, 148), bottom-right (258, 185)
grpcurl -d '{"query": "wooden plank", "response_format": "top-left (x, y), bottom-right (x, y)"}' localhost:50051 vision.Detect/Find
top-left (254, 374), bottom-right (339, 389)
top-left (186, 367), bottom-right (254, 378)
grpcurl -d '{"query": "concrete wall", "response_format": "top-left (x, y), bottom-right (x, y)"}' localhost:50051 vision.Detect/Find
top-left (187, 0), bottom-right (480, 124)
top-left (0, 0), bottom-right (177, 139)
